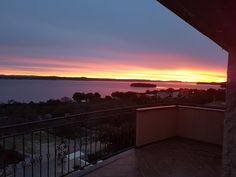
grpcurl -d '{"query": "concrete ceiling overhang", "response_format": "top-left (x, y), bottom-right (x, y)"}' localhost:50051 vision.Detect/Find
top-left (156, 0), bottom-right (236, 52)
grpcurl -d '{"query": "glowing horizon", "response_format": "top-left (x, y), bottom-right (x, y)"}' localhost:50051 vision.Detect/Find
top-left (0, 72), bottom-right (226, 83)
top-left (0, 63), bottom-right (226, 83)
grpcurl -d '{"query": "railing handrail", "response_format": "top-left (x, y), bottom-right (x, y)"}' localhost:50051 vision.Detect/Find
top-left (136, 105), bottom-right (177, 111)
top-left (136, 104), bottom-right (225, 112)
top-left (0, 103), bottom-right (176, 131)
top-left (178, 105), bottom-right (225, 112)
top-left (0, 105), bottom-right (138, 130)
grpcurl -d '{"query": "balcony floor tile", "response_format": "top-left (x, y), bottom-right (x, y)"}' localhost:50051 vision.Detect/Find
top-left (84, 138), bottom-right (222, 177)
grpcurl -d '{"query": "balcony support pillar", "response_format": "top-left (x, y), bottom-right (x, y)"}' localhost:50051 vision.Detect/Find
top-left (223, 49), bottom-right (236, 177)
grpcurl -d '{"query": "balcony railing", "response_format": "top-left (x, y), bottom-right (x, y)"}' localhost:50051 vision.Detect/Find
top-left (0, 104), bottom-right (225, 177)
top-left (0, 107), bottom-right (136, 177)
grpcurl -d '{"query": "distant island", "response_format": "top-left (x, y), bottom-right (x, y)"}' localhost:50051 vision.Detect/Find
top-left (130, 83), bottom-right (156, 88)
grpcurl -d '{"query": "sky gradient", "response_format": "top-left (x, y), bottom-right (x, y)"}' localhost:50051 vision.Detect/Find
top-left (0, 0), bottom-right (228, 82)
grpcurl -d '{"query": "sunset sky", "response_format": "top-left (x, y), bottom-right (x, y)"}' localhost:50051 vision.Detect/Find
top-left (0, 0), bottom-right (228, 82)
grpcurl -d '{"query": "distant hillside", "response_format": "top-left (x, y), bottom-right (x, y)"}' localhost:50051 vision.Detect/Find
top-left (0, 75), bottom-right (183, 83)
top-left (0, 75), bottom-right (149, 82)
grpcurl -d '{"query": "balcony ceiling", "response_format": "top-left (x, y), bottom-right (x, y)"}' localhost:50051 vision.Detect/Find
top-left (156, 0), bottom-right (236, 51)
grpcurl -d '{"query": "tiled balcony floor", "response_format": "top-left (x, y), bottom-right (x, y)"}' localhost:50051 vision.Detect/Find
top-left (84, 138), bottom-right (222, 177)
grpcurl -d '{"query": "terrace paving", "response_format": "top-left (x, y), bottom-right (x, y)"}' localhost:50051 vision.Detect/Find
top-left (84, 138), bottom-right (222, 177)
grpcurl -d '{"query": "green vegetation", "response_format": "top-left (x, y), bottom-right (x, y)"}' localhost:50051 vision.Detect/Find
top-left (0, 88), bottom-right (225, 125)
top-left (72, 92), bottom-right (101, 103)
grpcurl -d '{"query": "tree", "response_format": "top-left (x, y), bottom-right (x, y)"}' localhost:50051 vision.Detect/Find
top-left (94, 92), bottom-right (101, 99)
top-left (73, 92), bottom-right (86, 103)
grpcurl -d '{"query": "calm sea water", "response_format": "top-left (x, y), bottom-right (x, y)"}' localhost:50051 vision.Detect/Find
top-left (0, 79), bottom-right (221, 103)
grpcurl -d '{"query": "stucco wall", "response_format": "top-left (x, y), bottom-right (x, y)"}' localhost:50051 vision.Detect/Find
top-left (136, 105), bottom-right (224, 147)
top-left (178, 106), bottom-right (224, 145)
top-left (136, 106), bottom-right (178, 147)
top-left (223, 50), bottom-right (236, 177)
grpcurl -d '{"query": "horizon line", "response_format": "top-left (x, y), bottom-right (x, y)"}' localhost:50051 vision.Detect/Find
top-left (0, 74), bottom-right (226, 83)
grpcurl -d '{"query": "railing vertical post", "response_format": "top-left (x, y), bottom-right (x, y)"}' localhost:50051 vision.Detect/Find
top-left (22, 135), bottom-right (25, 177)
top-left (73, 135), bottom-right (76, 169)
top-left (31, 133), bottom-right (34, 177)
top-left (47, 131), bottom-right (50, 177)
top-left (13, 136), bottom-right (16, 177)
top-left (60, 136), bottom-right (64, 177)
top-left (39, 131), bottom-right (42, 177)
top-left (54, 130), bottom-right (57, 177)
top-left (67, 138), bottom-right (70, 173)
top-left (79, 125), bottom-right (82, 169)
top-left (3, 138), bottom-right (6, 177)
